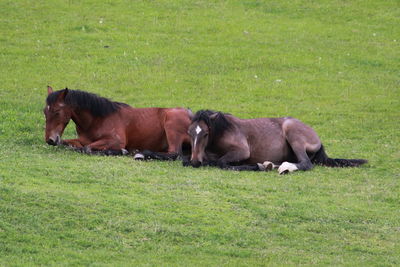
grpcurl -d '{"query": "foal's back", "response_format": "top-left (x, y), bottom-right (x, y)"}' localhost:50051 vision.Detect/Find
top-left (229, 116), bottom-right (320, 164)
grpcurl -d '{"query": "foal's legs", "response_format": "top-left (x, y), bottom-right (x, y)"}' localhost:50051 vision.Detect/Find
top-left (132, 129), bottom-right (186, 161)
top-left (61, 138), bottom-right (84, 148)
top-left (133, 150), bottom-right (179, 161)
top-left (278, 118), bottom-right (321, 174)
top-left (61, 137), bottom-right (128, 155)
top-left (80, 137), bottom-right (128, 155)
top-left (277, 146), bottom-right (313, 174)
top-left (214, 164), bottom-right (260, 171)
top-left (215, 148), bottom-right (251, 169)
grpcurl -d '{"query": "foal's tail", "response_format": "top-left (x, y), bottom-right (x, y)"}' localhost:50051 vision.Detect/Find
top-left (311, 145), bottom-right (367, 167)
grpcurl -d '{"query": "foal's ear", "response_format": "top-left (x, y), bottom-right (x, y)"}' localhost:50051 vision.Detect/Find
top-left (208, 112), bottom-right (231, 134)
top-left (209, 112), bottom-right (220, 120)
top-left (47, 86), bottom-right (53, 95)
top-left (57, 88), bottom-right (69, 102)
top-left (210, 112), bottom-right (219, 120)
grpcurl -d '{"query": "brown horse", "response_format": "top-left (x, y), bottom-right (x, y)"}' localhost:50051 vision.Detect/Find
top-left (184, 110), bottom-right (367, 174)
top-left (44, 86), bottom-right (191, 159)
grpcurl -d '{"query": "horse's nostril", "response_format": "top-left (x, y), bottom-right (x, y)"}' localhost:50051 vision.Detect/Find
top-left (47, 135), bottom-right (61, 146)
top-left (191, 160), bottom-right (201, 168)
top-left (47, 139), bottom-right (56, 146)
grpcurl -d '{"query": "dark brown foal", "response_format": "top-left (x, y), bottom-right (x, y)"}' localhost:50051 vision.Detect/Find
top-left (185, 110), bottom-right (367, 174)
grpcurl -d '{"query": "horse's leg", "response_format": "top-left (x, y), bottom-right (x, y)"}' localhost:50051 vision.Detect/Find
top-left (83, 138), bottom-right (128, 155)
top-left (133, 150), bottom-right (179, 161)
top-left (58, 138), bottom-right (125, 155)
top-left (139, 110), bottom-right (190, 161)
top-left (278, 119), bottom-right (321, 174)
top-left (224, 164), bottom-right (261, 171)
top-left (218, 161), bottom-right (277, 171)
top-left (183, 151), bottom-right (219, 167)
top-left (61, 138), bottom-right (84, 148)
top-left (182, 154), bottom-right (191, 166)
top-left (216, 148), bottom-right (251, 169)
top-left (277, 147), bottom-right (313, 174)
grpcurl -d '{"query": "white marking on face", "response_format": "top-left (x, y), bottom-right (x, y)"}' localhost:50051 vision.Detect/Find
top-left (195, 125), bottom-right (202, 134)
top-left (47, 105), bottom-right (50, 110)
top-left (193, 125), bottom-right (202, 149)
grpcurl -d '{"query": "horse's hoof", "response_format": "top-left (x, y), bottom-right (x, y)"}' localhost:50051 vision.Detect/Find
top-left (257, 163), bottom-right (266, 171)
top-left (278, 162), bottom-right (298, 175)
top-left (134, 153), bottom-right (145, 160)
top-left (83, 146), bottom-right (92, 154)
top-left (258, 161), bottom-right (274, 171)
top-left (121, 149), bottom-right (129, 155)
top-left (263, 161), bottom-right (274, 171)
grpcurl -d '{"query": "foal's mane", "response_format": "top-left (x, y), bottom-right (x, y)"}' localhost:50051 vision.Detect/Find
top-left (192, 110), bottom-right (233, 139)
top-left (46, 88), bottom-right (128, 117)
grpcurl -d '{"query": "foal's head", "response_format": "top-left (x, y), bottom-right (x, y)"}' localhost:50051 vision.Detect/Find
top-left (44, 86), bottom-right (72, 145)
top-left (188, 110), bottom-right (232, 167)
top-left (44, 86), bottom-right (126, 146)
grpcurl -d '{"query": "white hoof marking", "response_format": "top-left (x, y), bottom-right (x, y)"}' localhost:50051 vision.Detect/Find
top-left (121, 149), bottom-right (129, 155)
top-left (134, 153), bottom-right (145, 160)
top-left (257, 163), bottom-right (266, 171)
top-left (262, 161), bottom-right (276, 171)
top-left (278, 162), bottom-right (298, 175)
top-left (258, 161), bottom-right (275, 171)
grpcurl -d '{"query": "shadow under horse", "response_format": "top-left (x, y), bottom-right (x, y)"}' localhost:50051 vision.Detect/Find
top-left (44, 86), bottom-right (191, 160)
top-left (185, 110), bottom-right (367, 174)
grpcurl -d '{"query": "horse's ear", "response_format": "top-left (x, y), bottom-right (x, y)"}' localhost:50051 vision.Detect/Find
top-left (209, 112), bottom-right (231, 135)
top-left (57, 88), bottom-right (68, 102)
top-left (47, 86), bottom-right (53, 95)
top-left (187, 108), bottom-right (194, 120)
top-left (209, 112), bottom-right (220, 121)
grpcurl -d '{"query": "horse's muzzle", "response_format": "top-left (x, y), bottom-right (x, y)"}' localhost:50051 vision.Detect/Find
top-left (191, 160), bottom-right (202, 168)
top-left (47, 135), bottom-right (61, 146)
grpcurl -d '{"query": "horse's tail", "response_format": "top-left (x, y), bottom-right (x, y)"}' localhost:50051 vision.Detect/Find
top-left (311, 144), bottom-right (367, 167)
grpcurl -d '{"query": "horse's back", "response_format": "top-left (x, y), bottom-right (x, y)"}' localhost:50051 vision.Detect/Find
top-left (121, 106), bottom-right (191, 152)
top-left (281, 117), bottom-right (321, 152)
top-left (232, 116), bottom-right (319, 164)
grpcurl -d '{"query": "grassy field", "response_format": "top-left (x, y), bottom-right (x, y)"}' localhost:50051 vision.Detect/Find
top-left (0, 0), bottom-right (399, 265)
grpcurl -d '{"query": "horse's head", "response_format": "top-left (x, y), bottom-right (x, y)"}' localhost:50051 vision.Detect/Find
top-left (188, 120), bottom-right (210, 167)
top-left (188, 110), bottom-right (232, 168)
top-left (44, 86), bottom-right (72, 146)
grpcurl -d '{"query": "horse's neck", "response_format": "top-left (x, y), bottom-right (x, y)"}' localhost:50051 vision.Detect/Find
top-left (71, 109), bottom-right (95, 131)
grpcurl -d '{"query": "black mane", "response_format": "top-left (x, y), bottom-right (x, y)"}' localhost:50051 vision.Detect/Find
top-left (46, 88), bottom-right (128, 117)
top-left (192, 110), bottom-right (233, 139)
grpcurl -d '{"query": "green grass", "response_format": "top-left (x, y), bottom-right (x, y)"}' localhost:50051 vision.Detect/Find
top-left (0, 0), bottom-right (399, 265)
